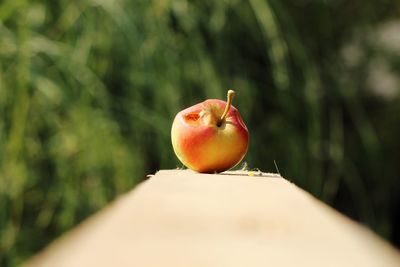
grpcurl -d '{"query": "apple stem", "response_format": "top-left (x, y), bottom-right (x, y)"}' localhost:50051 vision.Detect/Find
top-left (218, 90), bottom-right (235, 126)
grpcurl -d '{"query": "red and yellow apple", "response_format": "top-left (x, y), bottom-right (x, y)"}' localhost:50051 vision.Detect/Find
top-left (171, 90), bottom-right (249, 173)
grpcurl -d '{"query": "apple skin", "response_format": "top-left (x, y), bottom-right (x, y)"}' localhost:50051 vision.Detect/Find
top-left (171, 99), bottom-right (249, 173)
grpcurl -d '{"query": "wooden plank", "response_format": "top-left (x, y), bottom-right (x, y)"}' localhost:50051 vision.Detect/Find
top-left (24, 170), bottom-right (400, 267)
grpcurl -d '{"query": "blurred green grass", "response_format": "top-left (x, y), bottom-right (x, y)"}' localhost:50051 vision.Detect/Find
top-left (1, 0), bottom-right (400, 265)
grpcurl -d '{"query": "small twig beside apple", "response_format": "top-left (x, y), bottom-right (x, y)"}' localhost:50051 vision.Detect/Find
top-left (171, 90), bottom-right (249, 173)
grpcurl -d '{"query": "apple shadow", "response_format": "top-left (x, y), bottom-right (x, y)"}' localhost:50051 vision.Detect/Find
top-left (218, 170), bottom-right (282, 179)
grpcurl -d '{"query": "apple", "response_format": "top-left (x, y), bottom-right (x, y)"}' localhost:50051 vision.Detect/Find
top-left (171, 90), bottom-right (249, 173)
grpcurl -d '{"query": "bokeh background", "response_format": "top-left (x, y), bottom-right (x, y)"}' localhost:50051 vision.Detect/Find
top-left (1, 0), bottom-right (400, 265)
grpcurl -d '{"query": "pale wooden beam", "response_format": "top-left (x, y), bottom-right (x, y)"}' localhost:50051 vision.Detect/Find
top-left (24, 170), bottom-right (400, 267)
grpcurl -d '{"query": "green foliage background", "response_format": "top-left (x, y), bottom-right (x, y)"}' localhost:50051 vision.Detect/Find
top-left (1, 0), bottom-right (399, 265)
